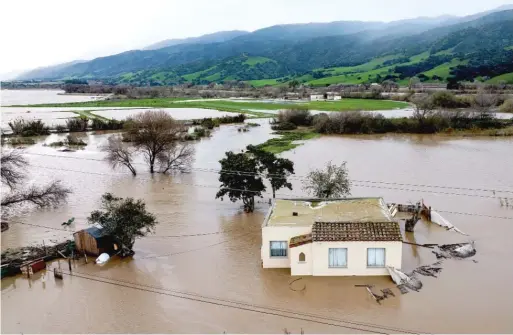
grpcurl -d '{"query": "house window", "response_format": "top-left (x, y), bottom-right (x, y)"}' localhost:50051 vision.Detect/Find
top-left (299, 252), bottom-right (306, 262)
top-left (328, 248), bottom-right (347, 268)
top-left (270, 241), bottom-right (287, 257)
top-left (367, 248), bottom-right (386, 267)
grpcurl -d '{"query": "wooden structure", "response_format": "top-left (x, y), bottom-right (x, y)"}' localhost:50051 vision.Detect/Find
top-left (73, 227), bottom-right (115, 256)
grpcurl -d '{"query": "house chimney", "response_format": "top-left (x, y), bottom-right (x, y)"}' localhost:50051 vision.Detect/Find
top-left (292, 212), bottom-right (298, 216)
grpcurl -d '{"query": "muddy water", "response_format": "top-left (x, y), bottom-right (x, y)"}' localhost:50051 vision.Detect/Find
top-left (2, 121), bottom-right (513, 333)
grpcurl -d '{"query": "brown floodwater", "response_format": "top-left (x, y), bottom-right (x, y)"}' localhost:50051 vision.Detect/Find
top-left (2, 119), bottom-right (513, 333)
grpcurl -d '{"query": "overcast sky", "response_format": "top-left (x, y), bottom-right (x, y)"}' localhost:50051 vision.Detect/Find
top-left (1, 0), bottom-right (512, 76)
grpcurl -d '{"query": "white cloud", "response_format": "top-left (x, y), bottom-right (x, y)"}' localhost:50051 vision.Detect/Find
top-left (1, 0), bottom-right (511, 73)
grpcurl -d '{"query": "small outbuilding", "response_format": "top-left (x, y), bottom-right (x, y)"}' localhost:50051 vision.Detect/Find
top-left (73, 226), bottom-right (116, 256)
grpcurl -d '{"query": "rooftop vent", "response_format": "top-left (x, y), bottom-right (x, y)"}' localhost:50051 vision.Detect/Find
top-left (292, 212), bottom-right (298, 216)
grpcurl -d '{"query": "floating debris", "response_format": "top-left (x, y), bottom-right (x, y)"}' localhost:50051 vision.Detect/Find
top-left (387, 266), bottom-right (423, 292)
top-left (433, 241), bottom-right (476, 259)
top-left (96, 253), bottom-right (110, 265)
top-left (414, 263), bottom-right (444, 278)
top-left (430, 210), bottom-right (467, 235)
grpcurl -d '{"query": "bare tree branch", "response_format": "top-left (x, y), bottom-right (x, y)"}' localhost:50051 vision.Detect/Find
top-left (1, 181), bottom-right (72, 209)
top-left (157, 142), bottom-right (195, 173)
top-left (102, 136), bottom-right (138, 176)
top-left (1, 149), bottom-right (28, 189)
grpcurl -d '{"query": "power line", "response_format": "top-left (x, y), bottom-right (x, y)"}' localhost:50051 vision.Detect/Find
top-left (24, 151), bottom-right (513, 195)
top-left (17, 164), bottom-right (512, 220)
top-left (30, 163), bottom-right (512, 202)
top-left (56, 268), bottom-right (425, 334)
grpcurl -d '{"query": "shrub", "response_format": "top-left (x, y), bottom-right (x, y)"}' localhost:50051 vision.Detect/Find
top-left (431, 91), bottom-right (470, 108)
top-left (55, 125), bottom-right (66, 133)
top-left (8, 118), bottom-right (50, 136)
top-left (275, 109), bottom-right (313, 126)
top-left (271, 122), bottom-right (297, 131)
top-left (499, 99), bottom-right (513, 113)
top-left (91, 118), bottom-right (125, 130)
top-left (66, 117), bottom-right (89, 132)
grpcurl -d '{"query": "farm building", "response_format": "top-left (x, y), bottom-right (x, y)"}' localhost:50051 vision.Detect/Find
top-left (310, 94), bottom-right (324, 101)
top-left (261, 198), bottom-right (403, 276)
top-left (73, 226), bottom-right (117, 256)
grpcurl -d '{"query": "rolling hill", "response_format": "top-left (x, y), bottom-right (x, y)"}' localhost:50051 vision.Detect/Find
top-left (15, 7), bottom-right (513, 86)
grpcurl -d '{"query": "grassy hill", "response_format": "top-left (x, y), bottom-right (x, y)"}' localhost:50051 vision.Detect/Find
top-left (486, 72), bottom-right (513, 84)
top-left (15, 9), bottom-right (513, 87)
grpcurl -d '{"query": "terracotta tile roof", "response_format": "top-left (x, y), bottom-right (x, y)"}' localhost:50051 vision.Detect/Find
top-left (312, 222), bottom-right (402, 242)
top-left (289, 234), bottom-right (312, 248)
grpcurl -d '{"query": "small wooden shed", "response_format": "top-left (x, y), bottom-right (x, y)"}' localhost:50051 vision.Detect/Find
top-left (73, 227), bottom-right (115, 256)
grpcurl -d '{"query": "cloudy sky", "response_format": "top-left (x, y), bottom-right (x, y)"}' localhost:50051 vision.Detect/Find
top-left (1, 0), bottom-right (512, 77)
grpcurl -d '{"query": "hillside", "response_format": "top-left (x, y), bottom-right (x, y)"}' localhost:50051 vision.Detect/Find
top-left (15, 8), bottom-right (513, 86)
top-left (143, 30), bottom-right (249, 50)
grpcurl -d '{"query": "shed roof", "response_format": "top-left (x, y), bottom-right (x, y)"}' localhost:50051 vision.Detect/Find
top-left (312, 221), bottom-right (402, 242)
top-left (265, 198), bottom-right (393, 227)
top-left (84, 226), bottom-right (109, 239)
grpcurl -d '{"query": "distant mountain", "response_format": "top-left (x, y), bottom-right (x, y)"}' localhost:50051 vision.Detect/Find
top-left (143, 30), bottom-right (249, 50)
top-left (16, 60), bottom-right (86, 81)
top-left (14, 7), bottom-right (513, 85)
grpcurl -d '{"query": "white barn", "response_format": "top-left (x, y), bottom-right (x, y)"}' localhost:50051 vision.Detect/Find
top-left (261, 198), bottom-right (402, 276)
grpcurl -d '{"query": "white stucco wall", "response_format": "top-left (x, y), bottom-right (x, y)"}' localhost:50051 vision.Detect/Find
top-left (289, 243), bottom-right (313, 276)
top-left (311, 241), bottom-right (402, 276)
top-left (261, 226), bottom-right (311, 268)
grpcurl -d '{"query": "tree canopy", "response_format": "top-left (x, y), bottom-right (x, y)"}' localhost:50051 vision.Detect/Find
top-left (216, 145), bottom-right (295, 212)
top-left (88, 193), bottom-right (157, 256)
top-left (303, 161), bottom-right (351, 198)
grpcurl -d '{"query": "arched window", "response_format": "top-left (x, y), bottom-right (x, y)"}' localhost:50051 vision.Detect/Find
top-left (299, 252), bottom-right (306, 262)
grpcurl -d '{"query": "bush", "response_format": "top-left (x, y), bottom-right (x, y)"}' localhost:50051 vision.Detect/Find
top-left (8, 118), bottom-right (50, 136)
top-left (66, 117), bottom-right (89, 132)
top-left (275, 109), bottom-right (313, 127)
top-left (499, 99), bottom-right (513, 113)
top-left (91, 118), bottom-right (125, 130)
top-left (311, 110), bottom-right (510, 135)
top-left (271, 122), bottom-right (297, 131)
top-left (55, 125), bottom-right (66, 133)
top-left (431, 91), bottom-right (470, 108)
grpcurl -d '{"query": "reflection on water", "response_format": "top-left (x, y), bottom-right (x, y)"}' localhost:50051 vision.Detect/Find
top-left (2, 120), bottom-right (513, 333)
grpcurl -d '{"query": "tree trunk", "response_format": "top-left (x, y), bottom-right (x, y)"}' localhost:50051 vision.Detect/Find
top-left (272, 188), bottom-right (276, 199)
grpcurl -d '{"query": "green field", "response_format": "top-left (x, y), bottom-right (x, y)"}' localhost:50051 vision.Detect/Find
top-left (257, 131), bottom-right (319, 154)
top-left (421, 58), bottom-right (468, 79)
top-left (486, 72), bottom-right (513, 84)
top-left (248, 79), bottom-right (280, 87)
top-left (14, 98), bottom-right (409, 112)
top-left (244, 56), bottom-right (275, 66)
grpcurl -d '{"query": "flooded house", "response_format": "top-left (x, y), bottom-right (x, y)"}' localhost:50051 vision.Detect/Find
top-left (261, 198), bottom-right (402, 276)
top-left (73, 226), bottom-right (117, 256)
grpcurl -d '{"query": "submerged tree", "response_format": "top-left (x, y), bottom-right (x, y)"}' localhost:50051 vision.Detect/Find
top-left (1, 149), bottom-right (71, 213)
top-left (124, 110), bottom-right (193, 173)
top-left (216, 151), bottom-right (265, 213)
top-left (246, 145), bottom-right (294, 198)
top-left (303, 161), bottom-right (351, 198)
top-left (103, 136), bottom-right (138, 176)
top-left (87, 193), bottom-right (157, 256)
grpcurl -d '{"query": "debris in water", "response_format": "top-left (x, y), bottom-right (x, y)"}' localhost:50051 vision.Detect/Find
top-left (96, 253), bottom-right (110, 265)
top-left (387, 266), bottom-right (423, 292)
top-left (430, 210), bottom-right (468, 235)
top-left (433, 241), bottom-right (476, 259)
top-left (414, 264), bottom-right (443, 278)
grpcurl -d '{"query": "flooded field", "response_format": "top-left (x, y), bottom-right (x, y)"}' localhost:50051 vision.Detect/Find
top-left (1, 107), bottom-right (245, 133)
top-left (2, 90), bottom-right (513, 333)
top-left (90, 108), bottom-right (243, 120)
top-left (1, 89), bottom-right (107, 105)
top-left (2, 116), bottom-right (513, 332)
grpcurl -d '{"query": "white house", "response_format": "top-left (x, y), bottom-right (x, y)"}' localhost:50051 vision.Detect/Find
top-left (326, 92), bottom-right (342, 101)
top-left (261, 198), bottom-right (402, 276)
top-left (310, 94), bottom-right (324, 101)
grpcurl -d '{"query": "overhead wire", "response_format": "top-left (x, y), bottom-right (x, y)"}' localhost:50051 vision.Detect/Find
top-left (4, 164), bottom-right (506, 220)
top-left (54, 267), bottom-right (425, 334)
top-left (24, 151), bottom-right (513, 195)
